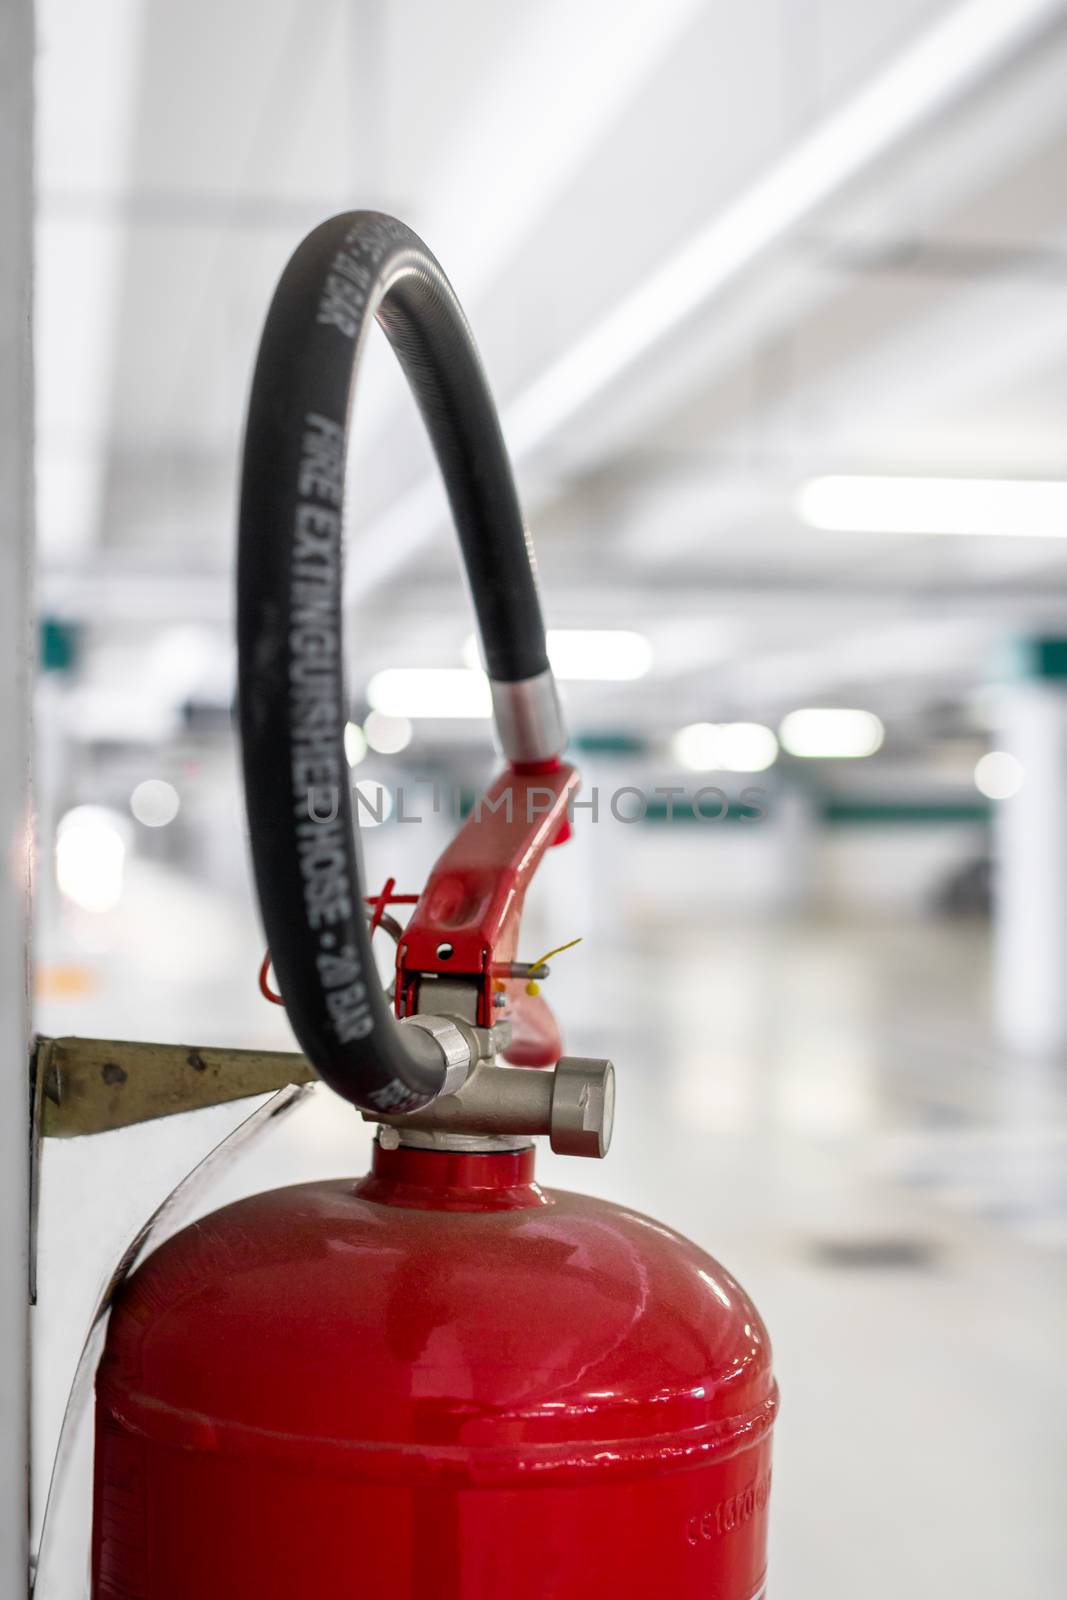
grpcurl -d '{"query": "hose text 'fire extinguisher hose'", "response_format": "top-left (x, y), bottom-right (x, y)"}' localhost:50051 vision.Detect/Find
top-left (237, 212), bottom-right (565, 1114)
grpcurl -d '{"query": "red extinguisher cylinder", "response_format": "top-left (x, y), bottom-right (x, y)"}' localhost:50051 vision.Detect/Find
top-left (92, 1143), bottom-right (776, 1599)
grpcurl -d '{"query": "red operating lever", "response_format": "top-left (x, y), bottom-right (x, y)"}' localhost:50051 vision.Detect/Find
top-left (397, 762), bottom-right (579, 1063)
top-left (260, 763), bottom-right (579, 1066)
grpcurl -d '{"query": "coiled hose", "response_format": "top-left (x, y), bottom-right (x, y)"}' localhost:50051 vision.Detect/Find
top-left (237, 212), bottom-right (564, 1113)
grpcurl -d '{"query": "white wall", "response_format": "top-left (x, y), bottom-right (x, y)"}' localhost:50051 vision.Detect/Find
top-left (0, 1), bottom-right (33, 1590)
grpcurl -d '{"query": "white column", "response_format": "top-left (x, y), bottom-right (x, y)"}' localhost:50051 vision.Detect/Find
top-left (0, 0), bottom-right (33, 1591)
top-left (992, 663), bottom-right (1067, 1055)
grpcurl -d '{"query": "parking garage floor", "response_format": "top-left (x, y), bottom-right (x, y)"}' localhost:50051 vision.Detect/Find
top-left (34, 908), bottom-right (1067, 1596)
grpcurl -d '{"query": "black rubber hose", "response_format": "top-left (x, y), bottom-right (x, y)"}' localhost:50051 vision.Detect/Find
top-left (237, 212), bottom-right (551, 1113)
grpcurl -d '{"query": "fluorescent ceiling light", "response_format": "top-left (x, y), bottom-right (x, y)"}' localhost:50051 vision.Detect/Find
top-left (673, 722), bottom-right (778, 773)
top-left (368, 668), bottom-right (492, 720)
top-left (797, 476), bottom-right (1067, 537)
top-left (780, 709), bottom-right (884, 759)
top-left (463, 629), bottom-right (653, 681)
top-left (975, 751), bottom-right (1024, 799)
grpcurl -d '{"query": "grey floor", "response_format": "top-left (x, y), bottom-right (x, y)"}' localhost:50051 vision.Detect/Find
top-left (34, 908), bottom-right (1067, 1596)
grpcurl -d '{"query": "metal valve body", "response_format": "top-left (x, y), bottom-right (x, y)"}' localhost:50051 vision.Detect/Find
top-left (93, 1141), bottom-right (776, 1600)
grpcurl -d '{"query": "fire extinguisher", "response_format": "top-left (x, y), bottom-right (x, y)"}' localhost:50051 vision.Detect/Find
top-left (90, 213), bottom-right (777, 1599)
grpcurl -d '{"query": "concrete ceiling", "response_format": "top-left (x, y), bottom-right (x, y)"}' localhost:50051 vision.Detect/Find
top-left (34, 0), bottom-right (1067, 753)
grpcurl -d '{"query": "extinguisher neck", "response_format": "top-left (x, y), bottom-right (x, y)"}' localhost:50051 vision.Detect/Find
top-left (355, 1138), bottom-right (550, 1212)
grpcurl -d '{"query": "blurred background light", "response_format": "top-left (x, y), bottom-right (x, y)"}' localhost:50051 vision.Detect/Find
top-left (779, 708), bottom-right (885, 758)
top-left (363, 710), bottom-right (413, 754)
top-left (975, 750), bottom-right (1024, 799)
top-left (368, 668), bottom-right (492, 719)
top-left (55, 806), bottom-right (127, 913)
top-left (797, 475), bottom-right (1067, 537)
top-left (672, 721), bottom-right (779, 772)
top-left (344, 721), bottom-right (368, 767)
top-left (129, 778), bottom-right (180, 828)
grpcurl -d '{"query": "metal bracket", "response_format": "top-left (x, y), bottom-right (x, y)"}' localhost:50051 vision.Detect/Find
top-left (27, 1034), bottom-right (317, 1306)
top-left (31, 1035), bottom-right (316, 1140)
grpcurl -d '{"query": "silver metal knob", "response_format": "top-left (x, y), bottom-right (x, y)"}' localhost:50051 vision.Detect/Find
top-left (550, 1057), bottom-right (615, 1158)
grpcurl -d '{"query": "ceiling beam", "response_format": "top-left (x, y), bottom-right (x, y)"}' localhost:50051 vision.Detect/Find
top-left (345, 0), bottom-right (1067, 608)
